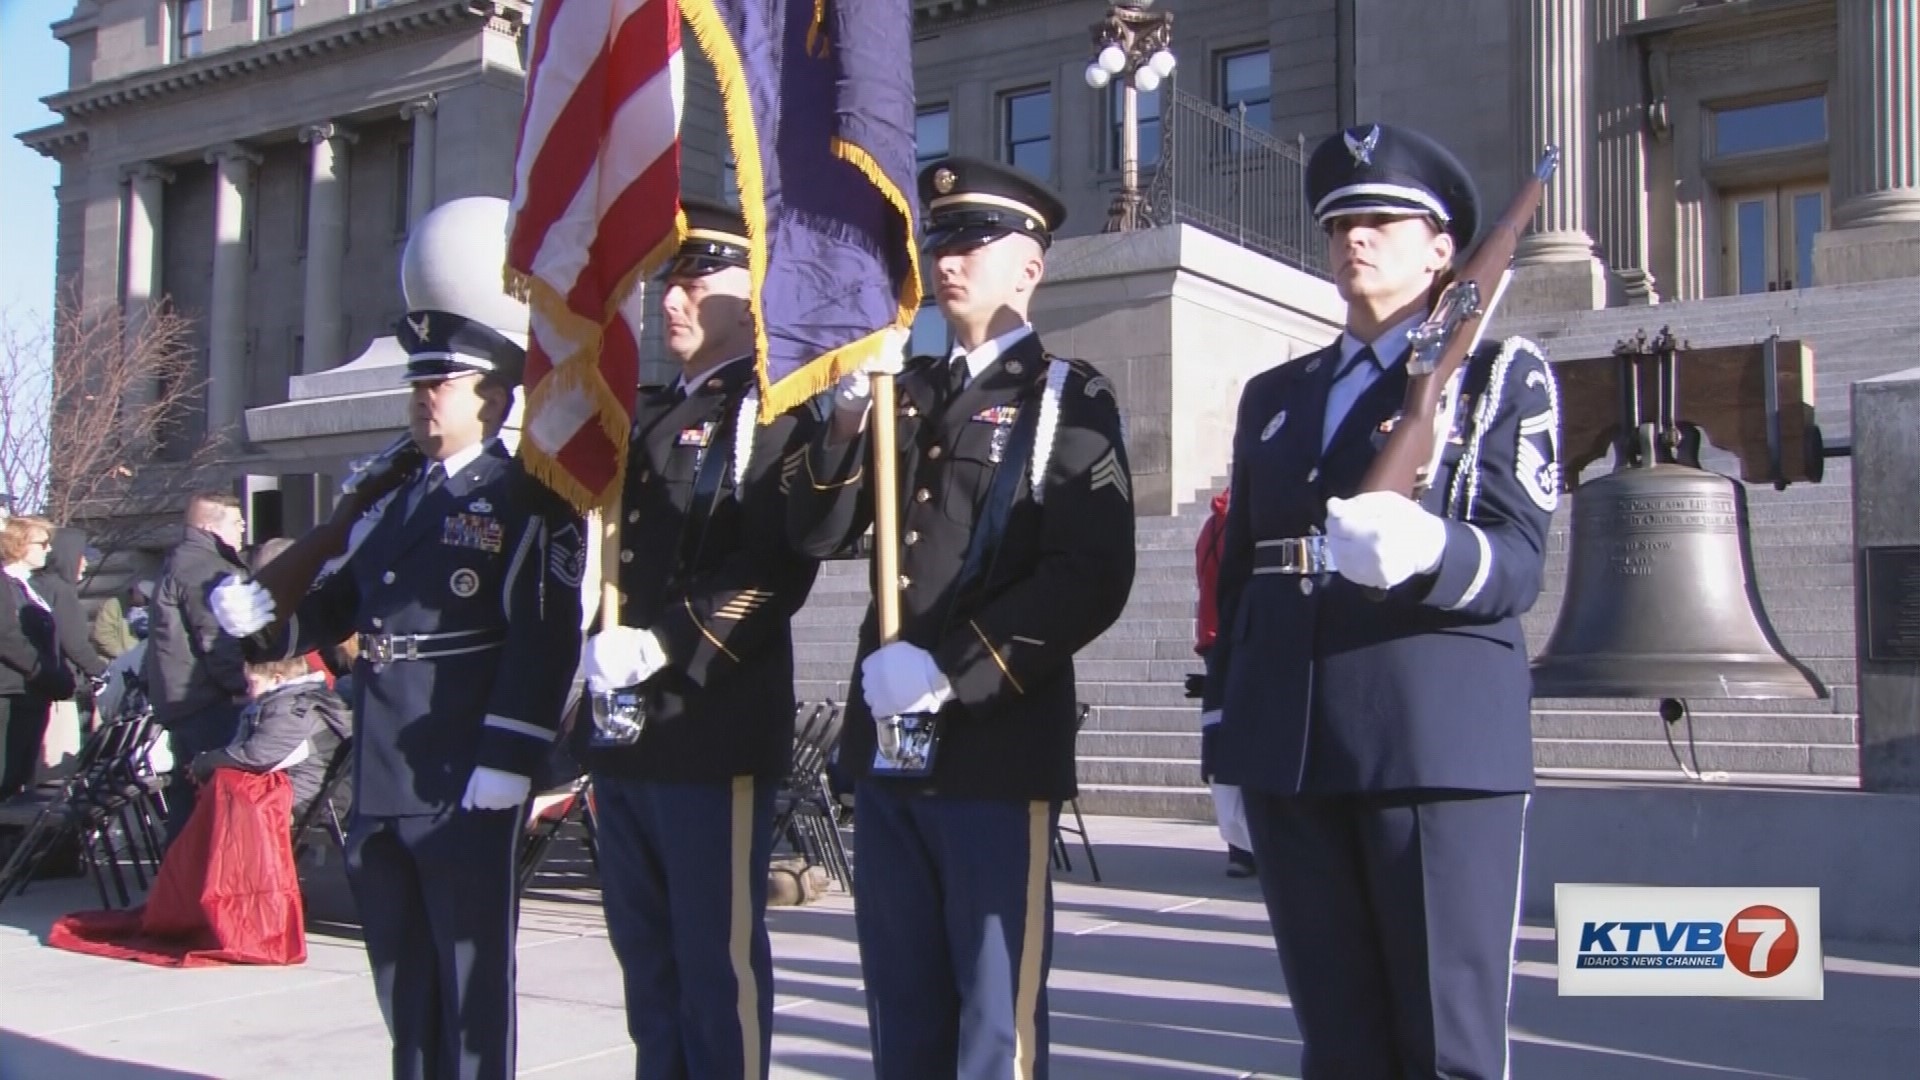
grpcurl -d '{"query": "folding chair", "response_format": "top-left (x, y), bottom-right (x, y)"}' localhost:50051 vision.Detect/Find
top-left (290, 738), bottom-right (354, 865)
top-left (1051, 704), bottom-right (1102, 882)
top-left (517, 777), bottom-right (600, 896)
top-left (770, 701), bottom-right (854, 891)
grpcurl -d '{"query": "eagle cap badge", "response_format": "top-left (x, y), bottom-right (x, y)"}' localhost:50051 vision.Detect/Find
top-left (1345, 125), bottom-right (1381, 166)
top-left (408, 312), bottom-right (431, 341)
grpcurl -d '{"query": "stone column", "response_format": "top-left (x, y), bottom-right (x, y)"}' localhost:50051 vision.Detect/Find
top-left (299, 122), bottom-right (356, 374)
top-left (205, 143), bottom-right (259, 444)
top-left (1590, 0), bottom-right (1656, 304)
top-left (121, 163), bottom-right (173, 427)
top-left (1504, 0), bottom-right (1608, 316)
top-left (1814, 0), bottom-right (1920, 285)
top-left (400, 96), bottom-right (438, 227)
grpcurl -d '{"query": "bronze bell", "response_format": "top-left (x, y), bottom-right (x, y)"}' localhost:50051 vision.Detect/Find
top-left (1529, 326), bottom-right (1825, 702)
top-left (1530, 462), bottom-right (1823, 700)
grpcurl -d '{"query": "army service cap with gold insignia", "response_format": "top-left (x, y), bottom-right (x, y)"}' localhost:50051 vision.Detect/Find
top-left (662, 194), bottom-right (752, 280)
top-left (919, 155), bottom-right (1067, 254)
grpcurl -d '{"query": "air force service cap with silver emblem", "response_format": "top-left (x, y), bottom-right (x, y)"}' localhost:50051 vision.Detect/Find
top-left (919, 154), bottom-right (1067, 254)
top-left (1305, 122), bottom-right (1480, 250)
top-left (663, 194), bottom-right (752, 279)
top-left (396, 309), bottom-right (527, 385)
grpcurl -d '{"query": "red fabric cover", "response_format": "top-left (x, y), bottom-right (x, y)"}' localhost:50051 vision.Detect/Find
top-left (1194, 488), bottom-right (1231, 656)
top-left (48, 769), bottom-right (306, 968)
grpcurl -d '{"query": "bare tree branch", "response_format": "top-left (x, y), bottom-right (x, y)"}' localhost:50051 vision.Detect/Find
top-left (1, 280), bottom-right (229, 554)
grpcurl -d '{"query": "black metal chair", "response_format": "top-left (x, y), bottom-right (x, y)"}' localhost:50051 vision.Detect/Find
top-left (770, 701), bottom-right (854, 891)
top-left (516, 777), bottom-right (600, 896)
top-left (290, 737), bottom-right (354, 866)
top-left (1051, 704), bottom-right (1102, 882)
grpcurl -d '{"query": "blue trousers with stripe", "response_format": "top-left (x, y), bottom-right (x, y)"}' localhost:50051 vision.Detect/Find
top-left (853, 781), bottom-right (1060, 1080)
top-left (344, 808), bottom-right (523, 1080)
top-left (592, 774), bottom-right (777, 1080)
top-left (1244, 790), bottom-right (1528, 1080)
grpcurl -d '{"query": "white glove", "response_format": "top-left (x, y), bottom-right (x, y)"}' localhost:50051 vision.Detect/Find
top-left (1201, 710), bottom-right (1223, 728)
top-left (1324, 492), bottom-right (1449, 590)
top-left (832, 330), bottom-right (911, 409)
top-left (861, 641), bottom-right (955, 718)
top-left (584, 626), bottom-right (669, 692)
top-left (461, 765), bottom-right (531, 811)
top-left (211, 575), bottom-right (276, 636)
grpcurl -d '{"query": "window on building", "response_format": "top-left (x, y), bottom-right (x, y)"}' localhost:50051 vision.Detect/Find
top-left (1713, 95), bottom-right (1826, 157)
top-left (916, 107), bottom-right (950, 169)
top-left (265, 0), bottom-right (296, 37)
top-left (1218, 48), bottom-right (1272, 135)
top-left (394, 139), bottom-right (413, 236)
top-left (176, 0), bottom-right (206, 60)
top-left (1109, 85), bottom-right (1162, 170)
top-left (908, 302), bottom-right (948, 357)
top-left (1722, 183), bottom-right (1826, 294)
top-left (1001, 87), bottom-right (1052, 178)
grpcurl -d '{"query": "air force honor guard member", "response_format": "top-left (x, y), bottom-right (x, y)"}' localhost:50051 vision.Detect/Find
top-left (576, 196), bottom-right (823, 1080)
top-left (212, 200), bottom-right (586, 1080)
top-left (1204, 124), bottom-right (1560, 1079)
top-left (789, 156), bottom-right (1137, 1080)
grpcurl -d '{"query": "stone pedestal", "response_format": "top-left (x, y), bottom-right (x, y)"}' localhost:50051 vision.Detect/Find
top-left (1505, 0), bottom-right (1607, 317)
top-left (1815, 0), bottom-right (1920, 285)
top-left (1852, 366), bottom-right (1920, 793)
top-left (1029, 225), bottom-right (1343, 513)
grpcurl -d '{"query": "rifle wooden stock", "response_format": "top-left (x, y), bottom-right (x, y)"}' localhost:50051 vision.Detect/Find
top-left (252, 434), bottom-right (424, 626)
top-left (1360, 146), bottom-right (1561, 498)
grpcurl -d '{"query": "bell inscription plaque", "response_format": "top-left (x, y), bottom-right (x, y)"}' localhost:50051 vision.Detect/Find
top-left (1863, 545), bottom-right (1920, 663)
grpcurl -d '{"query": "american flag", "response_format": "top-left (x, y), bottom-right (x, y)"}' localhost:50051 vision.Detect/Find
top-left (506, 0), bottom-right (685, 513)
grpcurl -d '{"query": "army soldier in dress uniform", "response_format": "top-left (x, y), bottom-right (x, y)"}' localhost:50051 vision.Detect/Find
top-left (212, 255), bottom-right (585, 1079)
top-left (788, 156), bottom-right (1137, 1080)
top-left (1203, 123), bottom-right (1561, 1079)
top-left (575, 196), bottom-right (823, 1080)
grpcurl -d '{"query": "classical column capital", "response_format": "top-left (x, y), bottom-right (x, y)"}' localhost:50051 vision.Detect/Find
top-left (121, 161), bottom-right (176, 186)
top-left (299, 121), bottom-right (360, 146)
top-left (204, 142), bottom-right (263, 169)
top-left (399, 95), bottom-right (439, 121)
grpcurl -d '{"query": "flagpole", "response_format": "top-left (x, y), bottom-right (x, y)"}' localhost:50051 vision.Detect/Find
top-left (599, 511), bottom-right (622, 629)
top-left (870, 372), bottom-right (902, 643)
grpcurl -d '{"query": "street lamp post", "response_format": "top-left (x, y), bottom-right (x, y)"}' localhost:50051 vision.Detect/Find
top-left (1085, 1), bottom-right (1176, 233)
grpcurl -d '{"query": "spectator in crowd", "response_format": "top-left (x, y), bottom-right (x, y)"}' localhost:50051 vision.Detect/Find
top-left (0, 516), bottom-right (76, 801)
top-left (145, 492), bottom-right (250, 842)
top-left (32, 530), bottom-right (109, 768)
top-left (189, 650), bottom-right (350, 823)
top-left (92, 578), bottom-right (153, 660)
top-left (1195, 487), bottom-right (1254, 878)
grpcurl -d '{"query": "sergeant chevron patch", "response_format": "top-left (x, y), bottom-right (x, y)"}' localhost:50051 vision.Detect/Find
top-left (549, 522), bottom-right (587, 588)
top-left (1088, 448), bottom-right (1131, 502)
top-left (714, 588), bottom-right (771, 621)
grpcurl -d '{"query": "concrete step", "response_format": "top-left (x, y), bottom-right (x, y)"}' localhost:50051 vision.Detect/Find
top-left (1078, 756), bottom-right (1205, 788)
top-left (1074, 784), bottom-right (1215, 822)
top-left (1532, 737), bottom-right (1857, 777)
top-left (1083, 705), bottom-right (1207, 732)
top-left (1530, 709), bottom-right (1856, 745)
top-left (1078, 730), bottom-right (1204, 758)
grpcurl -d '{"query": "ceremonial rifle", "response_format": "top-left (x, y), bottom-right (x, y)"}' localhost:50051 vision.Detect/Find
top-left (1359, 146), bottom-right (1561, 498)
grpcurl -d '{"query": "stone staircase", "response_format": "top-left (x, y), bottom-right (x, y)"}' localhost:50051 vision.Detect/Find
top-left (790, 278), bottom-right (1920, 821)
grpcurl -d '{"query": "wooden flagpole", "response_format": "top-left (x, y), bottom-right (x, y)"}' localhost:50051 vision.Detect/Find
top-left (870, 372), bottom-right (903, 643)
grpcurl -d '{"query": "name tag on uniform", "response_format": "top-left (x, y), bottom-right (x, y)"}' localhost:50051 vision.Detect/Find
top-left (678, 422), bottom-right (716, 447)
top-left (442, 512), bottom-right (503, 553)
top-left (970, 405), bottom-right (1018, 425)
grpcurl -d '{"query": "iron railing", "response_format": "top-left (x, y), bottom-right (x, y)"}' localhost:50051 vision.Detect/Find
top-left (1142, 88), bottom-right (1329, 278)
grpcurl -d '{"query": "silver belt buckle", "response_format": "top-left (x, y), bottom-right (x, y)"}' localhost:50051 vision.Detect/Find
top-left (1282, 535), bottom-right (1334, 575)
top-left (363, 634), bottom-right (392, 665)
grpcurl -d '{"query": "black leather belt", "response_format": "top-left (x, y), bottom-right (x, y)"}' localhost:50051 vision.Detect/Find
top-left (357, 628), bottom-right (505, 664)
top-left (1252, 535), bottom-right (1335, 576)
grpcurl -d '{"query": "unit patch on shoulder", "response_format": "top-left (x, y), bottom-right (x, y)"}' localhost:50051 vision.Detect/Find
top-left (1083, 374), bottom-right (1115, 402)
top-left (1515, 410), bottom-right (1560, 512)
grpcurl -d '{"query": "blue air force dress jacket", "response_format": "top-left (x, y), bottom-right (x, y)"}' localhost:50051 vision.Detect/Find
top-left (1204, 336), bottom-right (1561, 797)
top-left (787, 334), bottom-right (1137, 803)
top-left (575, 357), bottom-right (824, 784)
top-left (265, 442), bottom-right (586, 816)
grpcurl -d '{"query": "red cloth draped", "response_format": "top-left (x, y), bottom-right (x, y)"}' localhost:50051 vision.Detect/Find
top-left (48, 769), bottom-right (307, 967)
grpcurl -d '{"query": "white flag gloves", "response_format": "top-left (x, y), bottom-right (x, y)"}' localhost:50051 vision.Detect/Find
top-left (583, 625), bottom-right (669, 693)
top-left (831, 331), bottom-right (910, 414)
top-left (461, 765), bottom-right (531, 811)
top-left (211, 575), bottom-right (276, 637)
top-left (1325, 491), bottom-right (1448, 590)
top-left (861, 641), bottom-right (955, 719)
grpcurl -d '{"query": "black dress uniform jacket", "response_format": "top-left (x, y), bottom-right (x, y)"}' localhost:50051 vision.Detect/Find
top-left (578, 357), bottom-right (823, 784)
top-left (1205, 336), bottom-right (1559, 796)
top-left (788, 333), bottom-right (1137, 802)
top-left (269, 442), bottom-right (586, 816)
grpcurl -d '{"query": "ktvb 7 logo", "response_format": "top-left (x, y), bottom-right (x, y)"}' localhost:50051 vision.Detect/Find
top-left (1577, 904), bottom-right (1800, 977)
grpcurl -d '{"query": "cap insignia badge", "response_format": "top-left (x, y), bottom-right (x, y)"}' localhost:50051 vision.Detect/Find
top-left (408, 313), bottom-right (431, 341)
top-left (933, 167), bottom-right (957, 194)
top-left (1345, 125), bottom-right (1380, 166)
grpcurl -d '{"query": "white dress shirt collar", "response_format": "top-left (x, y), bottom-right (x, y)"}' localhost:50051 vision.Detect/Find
top-left (677, 353), bottom-right (753, 395)
top-left (433, 438), bottom-right (493, 479)
top-left (948, 323), bottom-right (1035, 381)
top-left (1339, 311), bottom-right (1426, 374)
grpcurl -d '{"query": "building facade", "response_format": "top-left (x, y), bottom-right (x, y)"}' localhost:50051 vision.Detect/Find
top-left (16, 0), bottom-right (1918, 539)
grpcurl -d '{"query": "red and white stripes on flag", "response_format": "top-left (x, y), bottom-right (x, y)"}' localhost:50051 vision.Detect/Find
top-left (507, 0), bottom-right (686, 512)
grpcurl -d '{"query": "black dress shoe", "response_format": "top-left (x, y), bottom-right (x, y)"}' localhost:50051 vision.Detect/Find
top-left (1225, 846), bottom-right (1256, 878)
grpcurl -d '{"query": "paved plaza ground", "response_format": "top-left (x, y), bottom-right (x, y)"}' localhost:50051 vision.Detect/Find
top-left (2, 816), bottom-right (1916, 1079)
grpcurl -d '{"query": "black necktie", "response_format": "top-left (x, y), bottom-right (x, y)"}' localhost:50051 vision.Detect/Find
top-left (1333, 344), bottom-right (1379, 385)
top-left (947, 357), bottom-right (969, 399)
top-left (407, 463), bottom-right (446, 520)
